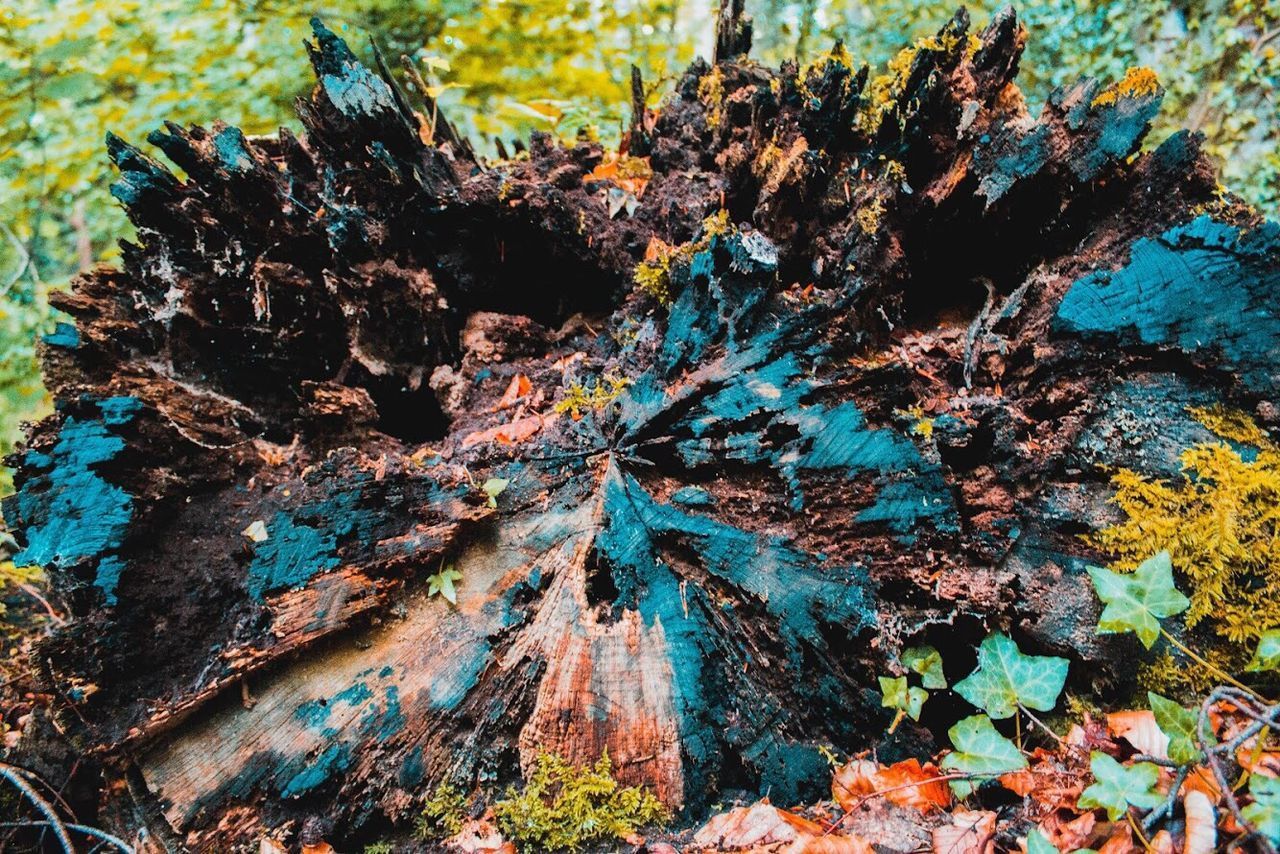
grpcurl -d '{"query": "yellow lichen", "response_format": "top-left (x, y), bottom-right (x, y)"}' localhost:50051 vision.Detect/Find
top-left (633, 252), bottom-right (673, 304)
top-left (797, 41), bottom-right (855, 105)
top-left (1091, 408), bottom-right (1280, 646)
top-left (857, 44), bottom-right (918, 134)
top-left (555, 373), bottom-right (632, 419)
top-left (1091, 66), bottom-right (1160, 107)
top-left (901, 404), bottom-right (935, 439)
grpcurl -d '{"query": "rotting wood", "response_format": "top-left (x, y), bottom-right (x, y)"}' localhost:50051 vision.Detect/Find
top-left (5, 3), bottom-right (1279, 848)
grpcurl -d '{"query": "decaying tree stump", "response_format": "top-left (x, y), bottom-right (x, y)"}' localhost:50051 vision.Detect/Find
top-left (7, 3), bottom-right (1279, 848)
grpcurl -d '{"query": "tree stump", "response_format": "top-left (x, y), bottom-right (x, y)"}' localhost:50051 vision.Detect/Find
top-left (7, 5), bottom-right (1279, 848)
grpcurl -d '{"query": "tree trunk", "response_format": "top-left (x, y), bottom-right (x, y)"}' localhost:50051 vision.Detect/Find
top-left (7, 6), bottom-right (1278, 849)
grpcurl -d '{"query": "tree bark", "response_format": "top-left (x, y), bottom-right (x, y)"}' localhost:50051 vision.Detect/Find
top-left (6, 7), bottom-right (1278, 849)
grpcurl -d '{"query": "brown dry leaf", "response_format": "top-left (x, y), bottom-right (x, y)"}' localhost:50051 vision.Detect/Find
top-left (1096, 821), bottom-right (1132, 854)
top-left (690, 800), bottom-right (874, 853)
top-left (495, 374), bottom-right (532, 410)
top-left (1180, 764), bottom-right (1222, 801)
top-left (1036, 810), bottom-right (1096, 851)
top-left (644, 235), bottom-right (674, 262)
top-left (931, 809), bottom-right (996, 854)
top-left (1106, 710), bottom-right (1169, 760)
top-left (1182, 789), bottom-right (1216, 854)
top-left (443, 816), bottom-right (516, 853)
top-left (258, 841), bottom-right (287, 854)
top-left (998, 748), bottom-right (1088, 812)
top-left (832, 758), bottom-right (951, 812)
top-left (300, 843), bottom-right (334, 854)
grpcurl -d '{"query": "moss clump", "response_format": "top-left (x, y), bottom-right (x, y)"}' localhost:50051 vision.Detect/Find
top-left (415, 782), bottom-right (467, 839)
top-left (493, 751), bottom-right (668, 852)
top-left (632, 210), bottom-right (733, 306)
top-left (697, 65), bottom-right (726, 129)
top-left (554, 373), bottom-right (632, 419)
top-left (1091, 407), bottom-right (1280, 647)
top-left (856, 197), bottom-right (886, 235)
top-left (1091, 66), bottom-right (1160, 107)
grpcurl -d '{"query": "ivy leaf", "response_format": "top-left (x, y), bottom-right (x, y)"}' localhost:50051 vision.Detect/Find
top-left (879, 675), bottom-right (927, 721)
top-left (902, 645), bottom-right (947, 689)
top-left (1148, 692), bottom-right (1204, 765)
top-left (481, 477), bottom-right (510, 508)
top-left (1024, 828), bottom-right (1058, 854)
top-left (1087, 551), bottom-right (1190, 648)
top-left (1246, 629), bottom-right (1280, 673)
top-left (938, 714), bottom-right (1027, 797)
top-left (1077, 752), bottom-right (1162, 820)
top-left (427, 564), bottom-right (464, 604)
top-left (1244, 774), bottom-right (1280, 844)
top-left (952, 632), bottom-right (1068, 719)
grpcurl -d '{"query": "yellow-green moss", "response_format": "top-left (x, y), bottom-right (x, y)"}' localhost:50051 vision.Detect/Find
top-left (555, 374), bottom-right (632, 419)
top-left (697, 65), bottom-right (726, 130)
top-left (856, 197), bottom-right (886, 235)
top-left (493, 751), bottom-right (668, 852)
top-left (415, 782), bottom-right (467, 839)
top-left (1091, 66), bottom-right (1160, 107)
top-left (1091, 408), bottom-right (1280, 646)
top-left (632, 210), bottom-right (733, 306)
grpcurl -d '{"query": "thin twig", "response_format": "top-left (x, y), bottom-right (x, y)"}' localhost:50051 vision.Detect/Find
top-left (0, 821), bottom-right (132, 852)
top-left (0, 762), bottom-right (75, 853)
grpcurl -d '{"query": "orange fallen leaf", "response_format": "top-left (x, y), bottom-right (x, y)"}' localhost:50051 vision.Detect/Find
top-left (1096, 821), bottom-right (1132, 854)
top-left (495, 373), bottom-right (532, 410)
top-left (931, 809), bottom-right (996, 854)
top-left (832, 758), bottom-right (951, 812)
top-left (301, 843), bottom-right (335, 854)
top-left (1036, 809), bottom-right (1096, 850)
top-left (693, 800), bottom-right (824, 848)
top-left (443, 816), bottom-right (516, 854)
top-left (1106, 710), bottom-right (1168, 759)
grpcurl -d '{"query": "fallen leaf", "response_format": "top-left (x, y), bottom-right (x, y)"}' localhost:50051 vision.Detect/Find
top-left (242, 519), bottom-right (268, 543)
top-left (443, 816), bottom-right (516, 853)
top-left (1106, 709), bottom-right (1169, 759)
top-left (461, 413), bottom-right (548, 448)
top-left (931, 809), bottom-right (996, 854)
top-left (693, 800), bottom-right (824, 848)
top-left (1035, 809), bottom-right (1096, 850)
top-left (1182, 788), bottom-right (1216, 854)
top-left (495, 374), bottom-right (532, 410)
top-left (300, 843), bottom-right (334, 854)
top-left (833, 758), bottom-right (951, 812)
top-left (258, 840), bottom-right (287, 854)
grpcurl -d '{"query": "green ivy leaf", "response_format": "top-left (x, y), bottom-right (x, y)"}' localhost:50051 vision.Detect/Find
top-left (1087, 551), bottom-right (1190, 648)
top-left (952, 632), bottom-right (1068, 719)
top-left (481, 477), bottom-right (510, 508)
top-left (428, 564), bottom-right (464, 604)
top-left (1024, 828), bottom-right (1058, 854)
top-left (1077, 752), bottom-right (1162, 820)
top-left (1244, 774), bottom-right (1280, 844)
top-left (1246, 629), bottom-right (1280, 673)
top-left (1148, 692), bottom-right (1204, 765)
top-left (939, 714), bottom-right (1027, 797)
top-left (902, 645), bottom-right (947, 689)
top-left (879, 675), bottom-right (927, 721)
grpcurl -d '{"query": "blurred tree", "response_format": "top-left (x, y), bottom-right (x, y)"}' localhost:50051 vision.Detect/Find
top-left (0, 0), bottom-right (1274, 494)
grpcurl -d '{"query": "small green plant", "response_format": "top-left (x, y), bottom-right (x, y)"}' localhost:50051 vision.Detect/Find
top-left (938, 714), bottom-right (1026, 797)
top-left (481, 477), bottom-right (509, 509)
top-left (878, 643), bottom-right (946, 732)
top-left (1077, 752), bottom-right (1162, 820)
top-left (427, 563), bottom-right (464, 605)
top-left (415, 782), bottom-right (467, 839)
top-left (362, 843), bottom-right (394, 854)
top-left (493, 751), bottom-right (668, 851)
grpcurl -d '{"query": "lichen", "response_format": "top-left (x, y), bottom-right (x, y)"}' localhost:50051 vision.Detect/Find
top-left (1091, 408), bottom-right (1280, 647)
top-left (1091, 66), bottom-right (1160, 107)
top-left (492, 751), bottom-right (668, 852)
top-left (632, 210), bottom-right (734, 305)
top-left (415, 782), bottom-right (467, 839)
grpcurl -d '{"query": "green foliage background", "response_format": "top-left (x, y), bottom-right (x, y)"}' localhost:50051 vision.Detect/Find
top-left (0, 0), bottom-right (1276, 492)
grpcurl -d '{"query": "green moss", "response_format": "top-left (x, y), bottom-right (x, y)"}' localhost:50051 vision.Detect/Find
top-left (493, 751), bottom-right (668, 852)
top-left (362, 844), bottom-right (394, 854)
top-left (415, 782), bottom-right (467, 839)
top-left (1092, 408), bottom-right (1280, 648)
top-left (632, 211), bottom-right (733, 306)
top-left (696, 65), bottom-right (725, 129)
top-left (554, 373), bottom-right (632, 420)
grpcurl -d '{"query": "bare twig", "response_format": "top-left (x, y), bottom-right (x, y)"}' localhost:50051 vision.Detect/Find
top-left (0, 762), bottom-right (75, 853)
top-left (0, 821), bottom-right (132, 852)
